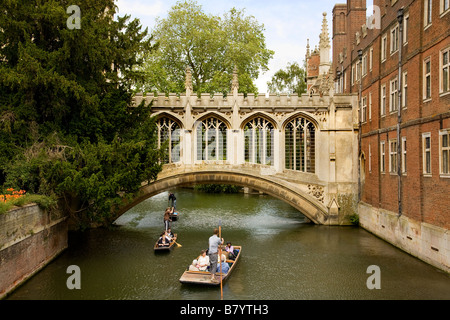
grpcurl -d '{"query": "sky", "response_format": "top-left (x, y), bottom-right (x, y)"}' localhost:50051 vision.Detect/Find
top-left (115, 0), bottom-right (342, 93)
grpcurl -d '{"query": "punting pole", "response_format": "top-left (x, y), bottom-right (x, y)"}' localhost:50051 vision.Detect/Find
top-left (219, 219), bottom-right (223, 300)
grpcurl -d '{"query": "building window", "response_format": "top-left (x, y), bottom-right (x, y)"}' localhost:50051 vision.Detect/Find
top-left (196, 117), bottom-right (227, 161)
top-left (369, 144), bottom-right (372, 173)
top-left (361, 96), bottom-right (367, 123)
top-left (403, 14), bottom-right (409, 44)
top-left (369, 92), bottom-right (372, 121)
top-left (441, 0), bottom-right (450, 14)
top-left (425, 0), bottom-right (432, 27)
top-left (381, 84), bottom-right (387, 116)
top-left (424, 58), bottom-right (432, 100)
top-left (351, 65), bottom-right (355, 85)
top-left (344, 71), bottom-right (347, 90)
top-left (381, 34), bottom-right (387, 61)
top-left (244, 117), bottom-right (275, 166)
top-left (285, 117), bottom-right (316, 173)
top-left (440, 130), bottom-right (450, 175)
top-left (423, 133), bottom-right (431, 175)
top-left (402, 137), bottom-right (407, 174)
top-left (380, 141), bottom-right (386, 173)
top-left (402, 72), bottom-right (408, 108)
top-left (390, 79), bottom-right (398, 112)
top-left (441, 48), bottom-right (450, 94)
top-left (157, 117), bottom-right (181, 164)
top-left (356, 60), bottom-right (361, 81)
top-left (389, 139), bottom-right (398, 173)
top-left (369, 47), bottom-right (373, 71)
top-left (362, 53), bottom-right (368, 77)
top-left (390, 24), bottom-right (399, 54)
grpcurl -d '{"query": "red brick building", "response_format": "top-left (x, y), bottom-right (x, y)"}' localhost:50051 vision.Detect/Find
top-left (331, 0), bottom-right (449, 271)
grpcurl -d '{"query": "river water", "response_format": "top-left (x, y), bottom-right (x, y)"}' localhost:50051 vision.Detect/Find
top-left (7, 188), bottom-right (450, 300)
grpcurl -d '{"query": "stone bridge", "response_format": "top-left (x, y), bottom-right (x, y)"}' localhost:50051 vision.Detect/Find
top-left (115, 66), bottom-right (359, 225)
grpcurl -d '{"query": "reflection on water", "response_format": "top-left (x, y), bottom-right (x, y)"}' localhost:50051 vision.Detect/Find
top-left (7, 188), bottom-right (450, 300)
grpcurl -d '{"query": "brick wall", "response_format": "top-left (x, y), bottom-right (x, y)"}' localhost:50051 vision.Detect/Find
top-left (333, 0), bottom-right (450, 230)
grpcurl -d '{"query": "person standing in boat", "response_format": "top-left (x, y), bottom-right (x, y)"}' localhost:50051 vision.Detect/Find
top-left (208, 228), bottom-right (224, 283)
top-left (163, 207), bottom-right (173, 232)
top-left (168, 192), bottom-right (177, 210)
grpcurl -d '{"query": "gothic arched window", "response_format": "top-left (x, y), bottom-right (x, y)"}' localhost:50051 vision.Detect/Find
top-left (196, 117), bottom-right (228, 161)
top-left (157, 117), bottom-right (181, 164)
top-left (285, 117), bottom-right (316, 173)
top-left (243, 117), bottom-right (275, 166)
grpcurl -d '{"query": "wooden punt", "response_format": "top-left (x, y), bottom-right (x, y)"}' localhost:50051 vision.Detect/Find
top-left (179, 246), bottom-right (241, 286)
top-left (154, 234), bottom-right (178, 252)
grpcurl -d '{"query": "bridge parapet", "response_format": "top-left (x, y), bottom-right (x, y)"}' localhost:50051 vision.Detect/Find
top-left (133, 92), bottom-right (334, 111)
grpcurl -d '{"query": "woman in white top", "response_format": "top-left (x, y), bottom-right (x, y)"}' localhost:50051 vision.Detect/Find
top-left (197, 250), bottom-right (210, 271)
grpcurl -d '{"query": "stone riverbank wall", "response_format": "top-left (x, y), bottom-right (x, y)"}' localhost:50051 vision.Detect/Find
top-left (0, 204), bottom-right (68, 299)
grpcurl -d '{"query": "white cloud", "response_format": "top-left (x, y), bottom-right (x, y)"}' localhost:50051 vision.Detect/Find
top-left (115, 0), bottom-right (166, 22)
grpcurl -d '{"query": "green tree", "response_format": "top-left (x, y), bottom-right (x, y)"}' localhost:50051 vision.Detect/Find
top-left (0, 0), bottom-right (163, 228)
top-left (267, 62), bottom-right (307, 95)
top-left (138, 0), bottom-right (274, 95)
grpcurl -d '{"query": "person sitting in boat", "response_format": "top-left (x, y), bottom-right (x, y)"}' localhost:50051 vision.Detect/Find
top-left (166, 228), bottom-right (175, 241)
top-left (157, 232), bottom-right (170, 247)
top-left (216, 254), bottom-right (230, 274)
top-left (197, 250), bottom-right (210, 271)
top-left (189, 259), bottom-right (199, 271)
top-left (225, 242), bottom-right (236, 260)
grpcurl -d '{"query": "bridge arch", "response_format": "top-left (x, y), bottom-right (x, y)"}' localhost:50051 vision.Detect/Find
top-left (240, 112), bottom-right (279, 130)
top-left (115, 169), bottom-right (330, 225)
top-left (192, 112), bottom-right (232, 130)
top-left (282, 111), bottom-right (320, 130)
top-left (153, 111), bottom-right (184, 128)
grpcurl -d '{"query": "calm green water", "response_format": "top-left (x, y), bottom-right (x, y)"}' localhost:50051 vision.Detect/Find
top-left (7, 188), bottom-right (450, 300)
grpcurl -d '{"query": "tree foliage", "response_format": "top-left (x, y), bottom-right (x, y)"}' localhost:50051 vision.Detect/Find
top-left (267, 62), bottom-right (307, 95)
top-left (138, 0), bottom-right (274, 95)
top-left (0, 0), bottom-right (163, 228)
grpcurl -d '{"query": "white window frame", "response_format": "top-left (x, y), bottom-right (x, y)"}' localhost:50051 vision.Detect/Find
top-left (390, 78), bottom-right (398, 112)
top-left (380, 141), bottom-right (386, 173)
top-left (440, 47), bottom-right (450, 95)
top-left (361, 96), bottom-right (367, 123)
top-left (423, 133), bottom-right (432, 176)
top-left (424, 0), bottom-right (433, 28)
top-left (356, 60), bottom-right (361, 82)
top-left (403, 14), bottom-right (409, 45)
top-left (402, 136), bottom-right (407, 174)
top-left (439, 129), bottom-right (450, 177)
top-left (369, 47), bottom-right (373, 71)
top-left (390, 23), bottom-right (399, 55)
top-left (381, 34), bottom-right (387, 62)
top-left (369, 143), bottom-right (372, 173)
top-left (362, 53), bottom-right (368, 77)
top-left (424, 58), bottom-right (432, 101)
top-left (351, 65), bottom-right (355, 85)
top-left (369, 92), bottom-right (372, 121)
top-left (344, 71), bottom-right (347, 90)
top-left (381, 84), bottom-right (387, 116)
top-left (441, 0), bottom-right (450, 16)
top-left (402, 71), bottom-right (408, 108)
top-left (389, 139), bottom-right (398, 174)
